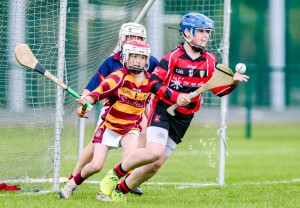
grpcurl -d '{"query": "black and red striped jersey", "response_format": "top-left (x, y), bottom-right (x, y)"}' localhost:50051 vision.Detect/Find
top-left (89, 67), bottom-right (151, 135)
top-left (148, 43), bottom-right (237, 115)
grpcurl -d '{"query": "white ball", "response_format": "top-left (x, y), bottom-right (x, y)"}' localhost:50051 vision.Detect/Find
top-left (235, 63), bottom-right (246, 74)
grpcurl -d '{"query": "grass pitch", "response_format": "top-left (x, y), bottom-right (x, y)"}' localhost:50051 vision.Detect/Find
top-left (1, 123), bottom-right (300, 208)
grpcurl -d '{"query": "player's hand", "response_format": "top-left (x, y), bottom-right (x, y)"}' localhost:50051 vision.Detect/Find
top-left (233, 72), bottom-right (249, 83)
top-left (76, 105), bottom-right (88, 118)
top-left (176, 93), bottom-right (191, 106)
top-left (76, 96), bottom-right (89, 118)
top-left (76, 95), bottom-right (88, 105)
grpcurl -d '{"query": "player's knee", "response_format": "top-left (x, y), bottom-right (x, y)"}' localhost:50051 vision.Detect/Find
top-left (146, 161), bottom-right (162, 175)
top-left (152, 162), bottom-right (163, 172)
top-left (89, 163), bottom-right (103, 173)
top-left (147, 149), bottom-right (164, 162)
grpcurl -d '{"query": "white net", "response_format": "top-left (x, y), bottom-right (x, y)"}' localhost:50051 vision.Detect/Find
top-left (0, 0), bottom-right (228, 186)
top-left (0, 0), bottom-right (149, 181)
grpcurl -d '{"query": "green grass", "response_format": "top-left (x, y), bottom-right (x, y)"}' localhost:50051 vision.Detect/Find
top-left (1, 124), bottom-right (300, 208)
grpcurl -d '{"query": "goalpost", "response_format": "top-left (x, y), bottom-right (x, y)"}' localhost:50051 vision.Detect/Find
top-left (0, 0), bottom-right (231, 190)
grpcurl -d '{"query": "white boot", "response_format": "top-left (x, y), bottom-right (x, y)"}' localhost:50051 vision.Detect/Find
top-left (58, 179), bottom-right (77, 199)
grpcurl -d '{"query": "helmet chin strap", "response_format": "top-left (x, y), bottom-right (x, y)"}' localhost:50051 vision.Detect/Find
top-left (183, 33), bottom-right (204, 53)
top-left (128, 66), bottom-right (144, 74)
top-left (186, 41), bottom-right (203, 53)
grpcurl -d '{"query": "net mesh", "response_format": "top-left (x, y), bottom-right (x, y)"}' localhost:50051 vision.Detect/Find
top-left (0, 0), bottom-right (226, 185)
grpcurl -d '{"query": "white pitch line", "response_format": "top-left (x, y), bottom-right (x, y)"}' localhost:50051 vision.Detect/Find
top-left (0, 179), bottom-right (299, 196)
top-left (84, 180), bottom-right (219, 188)
top-left (232, 178), bottom-right (300, 186)
top-left (1, 178), bottom-right (299, 194)
top-left (84, 178), bottom-right (300, 188)
top-left (228, 148), bottom-right (298, 155)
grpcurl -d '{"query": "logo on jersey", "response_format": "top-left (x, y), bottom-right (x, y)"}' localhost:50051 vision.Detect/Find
top-left (188, 69), bottom-right (194, 77)
top-left (199, 70), bottom-right (206, 78)
top-left (122, 89), bottom-right (131, 95)
top-left (170, 77), bottom-right (183, 90)
top-left (154, 114), bottom-right (161, 122)
top-left (175, 68), bottom-right (184, 75)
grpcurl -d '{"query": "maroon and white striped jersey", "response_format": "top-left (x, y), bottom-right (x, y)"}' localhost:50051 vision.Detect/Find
top-left (90, 67), bottom-right (151, 135)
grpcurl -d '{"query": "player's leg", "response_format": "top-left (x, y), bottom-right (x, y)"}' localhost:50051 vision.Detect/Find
top-left (129, 113), bottom-right (147, 195)
top-left (59, 142), bottom-right (109, 199)
top-left (120, 132), bottom-right (139, 159)
top-left (129, 154), bottom-right (168, 186)
top-left (100, 127), bottom-right (168, 197)
top-left (99, 131), bottom-right (139, 196)
top-left (110, 155), bottom-right (168, 202)
top-left (121, 135), bottom-right (167, 171)
top-left (124, 134), bottom-right (176, 190)
top-left (101, 102), bottom-right (191, 202)
top-left (110, 138), bottom-right (175, 202)
top-left (80, 143), bottom-right (109, 178)
top-left (69, 107), bottom-right (106, 179)
top-left (70, 140), bottom-right (94, 179)
top-left (137, 113), bottom-right (147, 148)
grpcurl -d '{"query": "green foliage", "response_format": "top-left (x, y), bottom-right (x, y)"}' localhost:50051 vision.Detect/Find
top-left (1, 124), bottom-right (300, 207)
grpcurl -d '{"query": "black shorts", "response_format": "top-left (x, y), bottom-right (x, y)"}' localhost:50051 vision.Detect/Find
top-left (148, 100), bottom-right (194, 144)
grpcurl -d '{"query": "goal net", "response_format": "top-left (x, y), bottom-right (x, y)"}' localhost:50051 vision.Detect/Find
top-left (0, 0), bottom-right (229, 189)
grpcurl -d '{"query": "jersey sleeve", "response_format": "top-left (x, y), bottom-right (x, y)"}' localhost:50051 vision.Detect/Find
top-left (85, 57), bottom-right (114, 92)
top-left (147, 56), bottom-right (159, 74)
top-left (89, 71), bottom-right (123, 102)
top-left (148, 53), bottom-right (180, 103)
top-left (211, 83), bottom-right (238, 96)
top-left (209, 58), bottom-right (238, 96)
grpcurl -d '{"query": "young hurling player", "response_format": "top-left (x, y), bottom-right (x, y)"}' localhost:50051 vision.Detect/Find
top-left (69, 23), bottom-right (159, 195)
top-left (98, 13), bottom-right (249, 202)
top-left (59, 40), bottom-right (152, 199)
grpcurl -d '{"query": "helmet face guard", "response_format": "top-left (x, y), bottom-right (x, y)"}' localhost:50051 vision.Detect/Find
top-left (180, 13), bottom-right (214, 50)
top-left (122, 40), bottom-right (151, 74)
top-left (118, 23), bottom-right (147, 51)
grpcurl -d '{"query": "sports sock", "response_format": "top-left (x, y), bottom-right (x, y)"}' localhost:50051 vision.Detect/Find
top-left (117, 179), bottom-right (131, 194)
top-left (73, 171), bottom-right (86, 185)
top-left (114, 163), bottom-right (128, 178)
top-left (68, 174), bottom-right (74, 180)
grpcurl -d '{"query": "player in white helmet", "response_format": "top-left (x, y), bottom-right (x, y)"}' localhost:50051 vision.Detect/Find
top-left (59, 40), bottom-right (152, 200)
top-left (63, 23), bottom-right (158, 196)
top-left (117, 23), bottom-right (147, 51)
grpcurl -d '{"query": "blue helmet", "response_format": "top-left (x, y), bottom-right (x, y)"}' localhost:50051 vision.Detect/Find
top-left (180, 13), bottom-right (214, 36)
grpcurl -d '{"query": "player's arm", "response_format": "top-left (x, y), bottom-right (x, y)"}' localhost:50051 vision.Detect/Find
top-left (89, 71), bottom-right (122, 102)
top-left (84, 58), bottom-right (113, 94)
top-left (77, 58), bottom-right (113, 117)
top-left (148, 57), bottom-right (181, 104)
top-left (76, 59), bottom-right (108, 118)
top-left (147, 56), bottom-right (160, 74)
top-left (76, 72), bottom-right (121, 118)
top-left (211, 69), bottom-right (249, 97)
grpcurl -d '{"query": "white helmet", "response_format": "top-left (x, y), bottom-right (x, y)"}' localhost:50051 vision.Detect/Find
top-left (122, 40), bottom-right (151, 74)
top-left (118, 23), bottom-right (147, 51)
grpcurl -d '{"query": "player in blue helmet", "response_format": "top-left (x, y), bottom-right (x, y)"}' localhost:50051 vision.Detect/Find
top-left (180, 13), bottom-right (214, 52)
top-left (98, 12), bottom-right (249, 203)
top-left (67, 23), bottom-right (159, 196)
